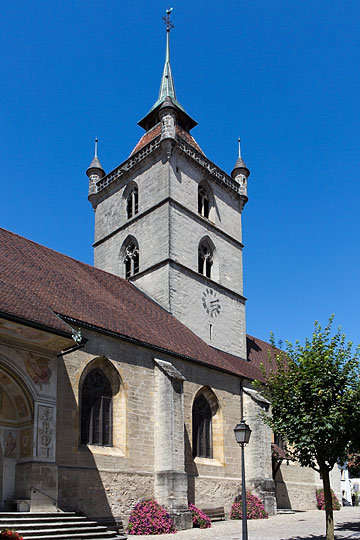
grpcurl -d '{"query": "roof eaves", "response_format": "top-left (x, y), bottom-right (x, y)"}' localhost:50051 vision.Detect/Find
top-left (0, 310), bottom-right (73, 340)
top-left (58, 314), bottom-right (255, 381)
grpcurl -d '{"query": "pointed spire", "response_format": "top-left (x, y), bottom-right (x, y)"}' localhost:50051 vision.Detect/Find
top-left (86, 137), bottom-right (105, 178)
top-left (231, 137), bottom-right (250, 179)
top-left (158, 9), bottom-right (176, 103)
top-left (233, 137), bottom-right (247, 169)
top-left (138, 8), bottom-right (197, 132)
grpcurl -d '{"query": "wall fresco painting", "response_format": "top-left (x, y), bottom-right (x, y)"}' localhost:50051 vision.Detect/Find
top-left (25, 353), bottom-right (52, 390)
top-left (4, 431), bottom-right (17, 458)
top-left (20, 429), bottom-right (32, 458)
top-left (14, 395), bottom-right (28, 418)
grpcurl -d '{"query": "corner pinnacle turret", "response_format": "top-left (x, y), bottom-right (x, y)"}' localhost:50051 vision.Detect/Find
top-left (138, 8), bottom-right (197, 133)
top-left (86, 138), bottom-right (105, 199)
top-left (231, 138), bottom-right (250, 210)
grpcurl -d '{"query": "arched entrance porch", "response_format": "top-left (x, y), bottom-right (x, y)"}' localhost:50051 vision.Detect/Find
top-left (0, 364), bottom-right (33, 509)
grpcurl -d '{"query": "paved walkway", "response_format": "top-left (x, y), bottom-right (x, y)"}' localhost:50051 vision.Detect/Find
top-left (128, 507), bottom-right (360, 539)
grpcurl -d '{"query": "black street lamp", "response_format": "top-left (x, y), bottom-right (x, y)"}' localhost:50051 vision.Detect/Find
top-left (234, 420), bottom-right (252, 540)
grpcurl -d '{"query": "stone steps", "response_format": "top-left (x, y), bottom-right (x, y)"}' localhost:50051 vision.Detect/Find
top-left (0, 512), bottom-right (126, 540)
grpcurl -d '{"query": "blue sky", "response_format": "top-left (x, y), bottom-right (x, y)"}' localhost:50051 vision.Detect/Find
top-left (1, 1), bottom-right (359, 347)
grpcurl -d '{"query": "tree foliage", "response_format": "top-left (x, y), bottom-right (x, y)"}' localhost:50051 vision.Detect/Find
top-left (256, 316), bottom-right (360, 540)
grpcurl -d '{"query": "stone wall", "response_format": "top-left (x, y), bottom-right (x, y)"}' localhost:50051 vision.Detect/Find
top-left (275, 450), bottom-right (342, 511)
top-left (55, 331), bottom-right (251, 520)
top-left (54, 328), bottom-right (331, 522)
top-left (170, 150), bottom-right (243, 242)
top-left (92, 142), bottom-right (246, 358)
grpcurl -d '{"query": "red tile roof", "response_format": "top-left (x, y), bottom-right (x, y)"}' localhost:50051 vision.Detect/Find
top-left (0, 227), bottom-right (269, 381)
top-left (130, 124), bottom-right (162, 155)
top-left (130, 123), bottom-right (205, 156)
top-left (176, 125), bottom-right (205, 155)
top-left (247, 334), bottom-right (276, 375)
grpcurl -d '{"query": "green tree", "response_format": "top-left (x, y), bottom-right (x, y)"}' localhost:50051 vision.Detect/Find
top-left (257, 316), bottom-right (360, 540)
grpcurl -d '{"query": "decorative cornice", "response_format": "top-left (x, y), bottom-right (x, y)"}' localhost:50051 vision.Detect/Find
top-left (93, 135), bottom-right (162, 196)
top-left (176, 137), bottom-right (240, 195)
top-left (0, 336), bottom-right (58, 358)
top-left (92, 133), bottom-right (240, 201)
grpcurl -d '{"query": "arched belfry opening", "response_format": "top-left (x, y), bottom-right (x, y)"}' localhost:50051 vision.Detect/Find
top-left (198, 237), bottom-right (217, 280)
top-left (198, 182), bottom-right (214, 221)
top-left (120, 236), bottom-right (140, 279)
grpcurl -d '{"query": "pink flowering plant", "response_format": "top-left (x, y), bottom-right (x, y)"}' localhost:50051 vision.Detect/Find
top-left (316, 488), bottom-right (340, 511)
top-left (188, 504), bottom-right (211, 529)
top-left (230, 492), bottom-right (268, 520)
top-left (0, 531), bottom-right (23, 540)
top-left (126, 499), bottom-right (177, 535)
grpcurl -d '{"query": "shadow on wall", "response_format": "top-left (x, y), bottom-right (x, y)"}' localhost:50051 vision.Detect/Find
top-left (57, 358), bottom-right (113, 519)
top-left (184, 425), bottom-right (198, 504)
top-left (274, 467), bottom-right (292, 510)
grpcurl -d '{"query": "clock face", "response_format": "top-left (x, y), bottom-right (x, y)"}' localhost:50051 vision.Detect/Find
top-left (202, 288), bottom-right (221, 318)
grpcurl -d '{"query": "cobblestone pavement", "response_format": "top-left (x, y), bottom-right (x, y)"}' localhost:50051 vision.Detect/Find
top-left (128, 507), bottom-right (360, 539)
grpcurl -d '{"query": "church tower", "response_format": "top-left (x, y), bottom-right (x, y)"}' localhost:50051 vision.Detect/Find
top-left (88, 11), bottom-right (250, 359)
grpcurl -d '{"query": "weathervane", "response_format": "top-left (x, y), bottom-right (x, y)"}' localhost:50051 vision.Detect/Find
top-left (162, 7), bottom-right (174, 32)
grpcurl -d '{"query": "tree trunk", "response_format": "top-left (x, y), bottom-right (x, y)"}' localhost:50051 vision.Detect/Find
top-left (322, 467), bottom-right (334, 540)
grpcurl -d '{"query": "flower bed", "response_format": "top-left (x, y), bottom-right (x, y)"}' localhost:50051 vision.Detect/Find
top-left (230, 492), bottom-right (268, 520)
top-left (316, 488), bottom-right (340, 510)
top-left (127, 499), bottom-right (177, 535)
top-left (0, 530), bottom-right (23, 540)
top-left (188, 504), bottom-right (211, 529)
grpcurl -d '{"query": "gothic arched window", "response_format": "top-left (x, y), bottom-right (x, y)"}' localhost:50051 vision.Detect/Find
top-left (124, 241), bottom-right (139, 279)
top-left (192, 394), bottom-right (212, 458)
top-left (198, 242), bottom-right (213, 279)
top-left (81, 369), bottom-right (112, 446)
top-left (127, 186), bottom-right (139, 219)
top-left (198, 185), bottom-right (210, 218)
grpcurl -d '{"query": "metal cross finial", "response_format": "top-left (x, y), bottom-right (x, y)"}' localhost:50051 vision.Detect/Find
top-left (94, 137), bottom-right (98, 158)
top-left (238, 137), bottom-right (242, 158)
top-left (163, 7), bottom-right (174, 32)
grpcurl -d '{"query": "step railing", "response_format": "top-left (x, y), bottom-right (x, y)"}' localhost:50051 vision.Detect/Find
top-left (29, 486), bottom-right (65, 512)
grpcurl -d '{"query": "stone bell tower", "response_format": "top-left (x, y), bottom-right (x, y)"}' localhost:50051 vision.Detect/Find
top-left (88, 11), bottom-right (250, 359)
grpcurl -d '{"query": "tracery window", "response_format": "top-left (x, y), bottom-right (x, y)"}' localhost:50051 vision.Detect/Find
top-left (192, 394), bottom-right (212, 458)
top-left (127, 186), bottom-right (139, 219)
top-left (124, 241), bottom-right (139, 279)
top-left (198, 186), bottom-right (210, 218)
top-left (198, 242), bottom-right (213, 279)
top-left (81, 369), bottom-right (112, 446)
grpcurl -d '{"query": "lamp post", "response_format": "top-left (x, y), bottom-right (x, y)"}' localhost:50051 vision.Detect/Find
top-left (234, 420), bottom-right (252, 540)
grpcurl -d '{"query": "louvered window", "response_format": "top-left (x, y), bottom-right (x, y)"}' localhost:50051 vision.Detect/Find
top-left (192, 394), bottom-right (212, 458)
top-left (81, 369), bottom-right (112, 446)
